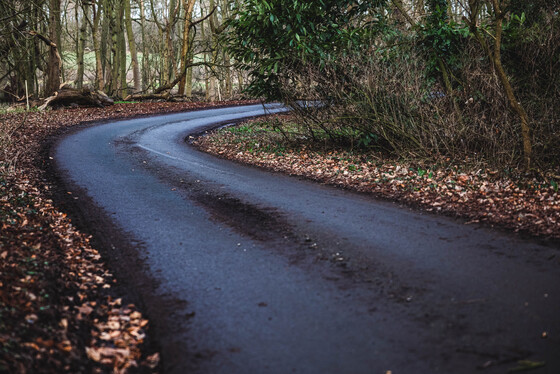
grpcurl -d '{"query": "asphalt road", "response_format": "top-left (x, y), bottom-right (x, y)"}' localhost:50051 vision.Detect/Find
top-left (54, 104), bottom-right (560, 373)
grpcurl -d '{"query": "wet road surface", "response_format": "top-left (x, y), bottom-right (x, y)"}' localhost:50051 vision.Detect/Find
top-left (54, 104), bottom-right (560, 373)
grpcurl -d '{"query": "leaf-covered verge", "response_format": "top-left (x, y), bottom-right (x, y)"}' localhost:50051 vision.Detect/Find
top-left (193, 114), bottom-right (560, 240)
top-left (0, 100), bottom-right (258, 373)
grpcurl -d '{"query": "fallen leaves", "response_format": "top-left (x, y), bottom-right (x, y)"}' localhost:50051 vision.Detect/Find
top-left (0, 171), bottom-right (156, 372)
top-left (0, 175), bottom-right (87, 372)
top-left (194, 117), bottom-right (560, 240)
top-left (86, 297), bottom-right (152, 372)
top-left (1, 100), bottom-right (255, 373)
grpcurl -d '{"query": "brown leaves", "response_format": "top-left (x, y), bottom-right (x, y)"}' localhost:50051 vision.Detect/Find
top-left (87, 298), bottom-right (155, 372)
top-left (0, 100), bottom-right (255, 373)
top-left (5, 102), bottom-right (253, 373)
top-left (195, 120), bottom-right (560, 240)
top-left (0, 175), bottom-right (85, 372)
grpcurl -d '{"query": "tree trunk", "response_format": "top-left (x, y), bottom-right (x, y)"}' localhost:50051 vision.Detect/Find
top-left (158, 27), bottom-right (165, 86)
top-left (102, 0), bottom-right (112, 89)
top-left (178, 0), bottom-right (196, 95)
top-left (221, 0), bottom-right (232, 98)
top-left (237, 70), bottom-right (244, 94)
top-left (76, 1), bottom-right (89, 89)
top-left (110, 0), bottom-right (120, 95)
top-left (75, 3), bottom-right (80, 84)
top-left (109, 0), bottom-right (126, 98)
top-left (46, 0), bottom-right (61, 96)
top-left (163, 26), bottom-right (170, 83)
top-left (167, 0), bottom-right (177, 84)
top-left (201, 13), bottom-right (210, 100)
top-left (58, 0), bottom-right (65, 83)
top-left (118, 3), bottom-right (127, 96)
top-left (490, 6), bottom-right (532, 169)
top-left (466, 0), bottom-right (533, 169)
top-left (39, 86), bottom-right (114, 109)
top-left (185, 64), bottom-right (193, 97)
top-left (149, 0), bottom-right (167, 87)
top-left (139, 0), bottom-right (149, 91)
top-left (207, 0), bottom-right (221, 101)
top-left (124, 0), bottom-right (141, 93)
top-left (92, 1), bottom-right (105, 91)
top-left (224, 51), bottom-right (232, 99)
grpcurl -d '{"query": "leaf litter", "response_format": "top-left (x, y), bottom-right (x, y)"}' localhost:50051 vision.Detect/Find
top-left (194, 115), bottom-right (560, 240)
top-left (0, 100), bottom-right (256, 373)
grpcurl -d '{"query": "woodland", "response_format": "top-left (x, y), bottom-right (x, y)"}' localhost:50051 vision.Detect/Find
top-left (0, 0), bottom-right (558, 172)
top-left (0, 0), bottom-right (237, 102)
top-left (0, 1), bottom-right (559, 371)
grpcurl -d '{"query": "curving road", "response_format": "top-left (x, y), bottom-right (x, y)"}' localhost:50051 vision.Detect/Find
top-left (54, 104), bottom-right (560, 373)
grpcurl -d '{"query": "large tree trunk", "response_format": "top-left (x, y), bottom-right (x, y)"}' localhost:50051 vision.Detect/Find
top-left (124, 0), bottom-right (141, 92)
top-left (39, 86), bottom-right (114, 109)
top-left (178, 0), bottom-right (196, 95)
top-left (185, 61), bottom-right (193, 97)
top-left (110, 0), bottom-right (126, 97)
top-left (76, 1), bottom-right (89, 89)
top-left (46, 0), bottom-right (61, 96)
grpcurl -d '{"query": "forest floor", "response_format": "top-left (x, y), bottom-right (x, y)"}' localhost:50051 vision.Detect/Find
top-left (193, 113), bottom-right (560, 241)
top-left (0, 100), bottom-right (257, 373)
top-left (1, 102), bottom-right (558, 373)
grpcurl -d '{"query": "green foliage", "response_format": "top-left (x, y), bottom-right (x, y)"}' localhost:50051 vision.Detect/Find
top-left (418, 0), bottom-right (468, 85)
top-left (227, 124), bottom-right (255, 133)
top-left (508, 0), bottom-right (557, 24)
top-left (356, 132), bottom-right (379, 149)
top-left (224, 1), bottom-right (559, 171)
top-left (226, 0), bottom-right (386, 99)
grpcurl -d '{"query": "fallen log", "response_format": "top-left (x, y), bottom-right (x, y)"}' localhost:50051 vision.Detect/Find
top-left (39, 87), bottom-right (114, 110)
top-left (123, 92), bottom-right (171, 102)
